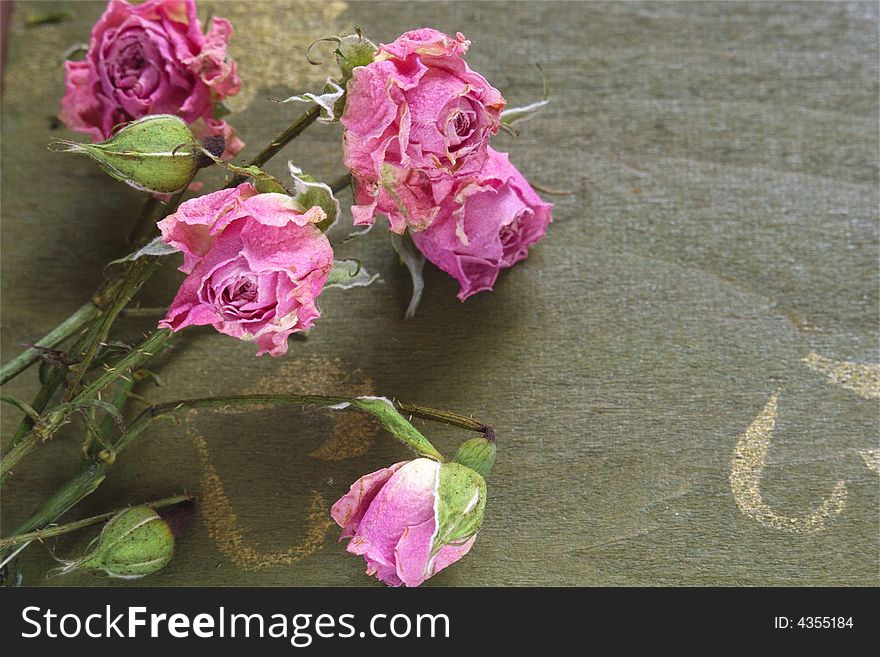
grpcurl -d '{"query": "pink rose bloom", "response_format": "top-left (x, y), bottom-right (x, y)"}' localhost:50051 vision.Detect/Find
top-left (341, 28), bottom-right (505, 233)
top-left (60, 0), bottom-right (243, 157)
top-left (158, 183), bottom-right (333, 356)
top-left (411, 147), bottom-right (552, 300)
top-left (332, 459), bottom-right (476, 587)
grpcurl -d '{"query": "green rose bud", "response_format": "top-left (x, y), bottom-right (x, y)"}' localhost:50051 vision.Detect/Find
top-left (452, 434), bottom-right (496, 478)
top-left (50, 114), bottom-right (205, 194)
top-left (433, 462), bottom-right (487, 553)
top-left (54, 505), bottom-right (174, 579)
top-left (335, 32), bottom-right (378, 81)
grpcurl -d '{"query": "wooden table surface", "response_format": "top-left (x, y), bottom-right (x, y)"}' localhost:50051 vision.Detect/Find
top-left (1, 0), bottom-right (877, 586)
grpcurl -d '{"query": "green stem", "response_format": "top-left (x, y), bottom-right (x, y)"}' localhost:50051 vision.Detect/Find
top-left (0, 494), bottom-right (192, 549)
top-left (62, 177), bottom-right (189, 399)
top-left (394, 401), bottom-right (496, 443)
top-left (0, 461), bottom-right (108, 567)
top-left (0, 330), bottom-right (172, 482)
top-left (5, 209), bottom-right (179, 451)
top-left (3, 107), bottom-right (323, 397)
top-left (118, 306), bottom-right (171, 318)
top-left (0, 191), bottom-right (161, 389)
top-left (228, 104), bottom-right (321, 187)
top-left (127, 195), bottom-right (161, 247)
top-left (78, 329), bottom-right (172, 401)
top-left (97, 378), bottom-right (137, 440)
top-left (0, 302), bottom-right (98, 386)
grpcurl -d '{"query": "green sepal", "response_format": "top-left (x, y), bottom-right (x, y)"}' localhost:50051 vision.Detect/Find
top-left (349, 397), bottom-right (443, 461)
top-left (433, 463), bottom-right (487, 553)
top-left (325, 259), bottom-right (379, 289)
top-left (289, 164), bottom-right (340, 231)
top-left (335, 32), bottom-right (378, 81)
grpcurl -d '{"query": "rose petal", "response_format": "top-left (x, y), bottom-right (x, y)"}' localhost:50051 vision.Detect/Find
top-left (347, 459), bottom-right (440, 568)
top-left (331, 462), bottom-right (408, 539)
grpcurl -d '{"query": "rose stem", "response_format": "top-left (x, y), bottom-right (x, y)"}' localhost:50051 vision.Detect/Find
top-left (0, 395), bottom-right (493, 564)
top-left (228, 104), bottom-right (322, 187)
top-left (1, 175), bottom-right (188, 459)
top-left (0, 195), bottom-right (160, 388)
top-left (127, 195), bottom-right (161, 247)
top-left (0, 494), bottom-right (193, 550)
top-left (0, 329), bottom-right (172, 484)
top-left (394, 401), bottom-right (496, 443)
top-left (0, 302), bottom-right (98, 386)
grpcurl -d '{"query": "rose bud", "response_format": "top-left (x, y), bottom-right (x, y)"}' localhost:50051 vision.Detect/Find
top-left (334, 32), bottom-right (378, 81)
top-left (50, 114), bottom-right (205, 193)
top-left (53, 506), bottom-right (174, 579)
top-left (410, 147), bottom-right (553, 300)
top-left (158, 183), bottom-right (334, 356)
top-left (453, 434), bottom-right (496, 478)
top-left (60, 0), bottom-right (243, 158)
top-left (341, 28), bottom-right (506, 233)
top-left (332, 458), bottom-right (486, 587)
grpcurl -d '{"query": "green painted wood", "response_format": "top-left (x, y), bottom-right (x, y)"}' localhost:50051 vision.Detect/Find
top-left (1, 1), bottom-right (877, 586)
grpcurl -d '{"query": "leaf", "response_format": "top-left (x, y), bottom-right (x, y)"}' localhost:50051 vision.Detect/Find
top-left (196, 148), bottom-right (288, 194)
top-left (288, 163), bottom-right (340, 231)
top-left (390, 232), bottom-right (426, 319)
top-left (325, 259), bottom-right (379, 289)
top-left (349, 397), bottom-right (443, 461)
top-left (77, 400), bottom-right (126, 433)
top-left (500, 99), bottom-right (549, 128)
top-left (280, 78), bottom-right (345, 123)
top-left (1, 395), bottom-right (42, 423)
top-left (107, 237), bottom-right (178, 267)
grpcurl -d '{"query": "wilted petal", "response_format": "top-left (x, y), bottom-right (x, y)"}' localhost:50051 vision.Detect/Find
top-left (331, 462), bottom-right (407, 539)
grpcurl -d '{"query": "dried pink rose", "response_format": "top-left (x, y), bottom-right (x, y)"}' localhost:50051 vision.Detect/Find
top-left (410, 147), bottom-right (552, 300)
top-left (158, 183), bottom-right (333, 356)
top-left (332, 458), bottom-right (480, 587)
top-left (341, 28), bottom-right (505, 233)
top-left (60, 0), bottom-right (243, 157)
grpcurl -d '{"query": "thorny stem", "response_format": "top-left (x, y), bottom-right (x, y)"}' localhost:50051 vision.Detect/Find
top-left (395, 401), bottom-right (496, 443)
top-left (0, 303), bottom-right (98, 387)
top-left (3, 196), bottom-right (182, 454)
top-left (0, 193), bottom-right (162, 389)
top-left (0, 104), bottom-right (371, 568)
top-left (0, 330), bottom-right (172, 483)
top-left (0, 494), bottom-right (192, 549)
top-left (228, 104), bottom-right (322, 187)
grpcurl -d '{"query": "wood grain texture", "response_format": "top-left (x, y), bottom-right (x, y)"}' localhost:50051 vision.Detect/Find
top-left (1, 1), bottom-right (877, 586)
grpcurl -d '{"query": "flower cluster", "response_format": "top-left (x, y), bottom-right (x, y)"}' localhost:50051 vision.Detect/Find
top-left (342, 28), bottom-right (552, 299)
top-left (45, 0), bottom-right (555, 587)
